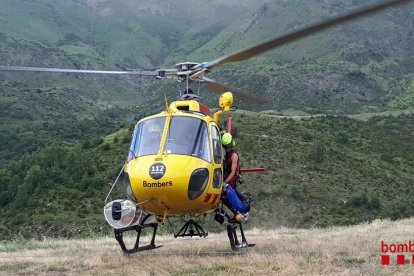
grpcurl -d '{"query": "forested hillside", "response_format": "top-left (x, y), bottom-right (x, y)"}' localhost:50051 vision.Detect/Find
top-left (0, 111), bottom-right (413, 239)
top-left (0, 0), bottom-right (413, 239)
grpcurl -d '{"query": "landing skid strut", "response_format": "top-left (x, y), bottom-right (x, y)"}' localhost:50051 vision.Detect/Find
top-left (174, 218), bottom-right (208, 238)
top-left (113, 214), bottom-right (161, 254)
top-left (227, 221), bottom-right (255, 251)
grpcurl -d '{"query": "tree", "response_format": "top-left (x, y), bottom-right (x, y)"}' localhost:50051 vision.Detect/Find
top-left (14, 184), bottom-right (29, 209)
top-left (24, 165), bottom-right (43, 194)
top-left (309, 142), bottom-right (326, 163)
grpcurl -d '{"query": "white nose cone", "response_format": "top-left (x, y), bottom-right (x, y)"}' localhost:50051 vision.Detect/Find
top-left (104, 200), bottom-right (141, 229)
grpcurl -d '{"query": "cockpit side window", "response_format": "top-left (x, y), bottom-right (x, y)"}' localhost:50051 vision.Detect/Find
top-left (129, 117), bottom-right (166, 159)
top-left (211, 125), bottom-right (222, 164)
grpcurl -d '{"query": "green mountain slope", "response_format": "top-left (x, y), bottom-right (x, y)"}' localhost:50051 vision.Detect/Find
top-left (0, 0), bottom-right (414, 239)
top-left (1, 0), bottom-right (414, 114)
top-left (196, 0), bottom-right (414, 113)
top-left (0, 111), bottom-right (412, 239)
top-left (0, 0), bottom-right (265, 160)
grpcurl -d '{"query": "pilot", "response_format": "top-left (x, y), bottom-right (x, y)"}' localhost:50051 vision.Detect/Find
top-left (221, 132), bottom-right (252, 222)
top-left (143, 121), bottom-right (163, 155)
top-left (148, 123), bottom-right (162, 140)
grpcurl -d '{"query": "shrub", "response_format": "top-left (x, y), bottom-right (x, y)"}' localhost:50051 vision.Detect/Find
top-left (369, 197), bottom-right (381, 210)
top-left (336, 132), bottom-right (349, 144)
top-left (102, 143), bottom-right (111, 151)
top-left (308, 142), bottom-right (326, 163)
top-left (122, 135), bottom-right (131, 144)
top-left (350, 193), bottom-right (368, 208)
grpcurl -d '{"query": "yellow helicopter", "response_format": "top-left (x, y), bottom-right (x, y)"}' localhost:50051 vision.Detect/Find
top-left (0, 0), bottom-right (412, 253)
top-left (102, 87), bottom-right (263, 253)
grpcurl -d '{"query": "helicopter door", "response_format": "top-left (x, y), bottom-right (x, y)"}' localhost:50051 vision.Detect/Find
top-left (211, 125), bottom-right (222, 164)
top-left (211, 125), bottom-right (223, 189)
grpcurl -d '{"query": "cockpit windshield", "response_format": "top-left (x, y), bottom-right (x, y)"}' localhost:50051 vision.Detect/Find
top-left (128, 117), bottom-right (166, 159)
top-left (164, 116), bottom-right (211, 162)
top-left (128, 116), bottom-right (211, 162)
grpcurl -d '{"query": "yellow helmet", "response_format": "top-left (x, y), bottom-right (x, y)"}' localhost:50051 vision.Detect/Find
top-left (222, 133), bottom-right (235, 147)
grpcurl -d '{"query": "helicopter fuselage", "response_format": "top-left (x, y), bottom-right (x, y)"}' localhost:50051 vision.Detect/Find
top-left (124, 100), bottom-right (223, 216)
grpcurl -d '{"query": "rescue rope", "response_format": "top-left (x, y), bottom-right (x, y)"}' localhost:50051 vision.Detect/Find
top-left (104, 164), bottom-right (126, 204)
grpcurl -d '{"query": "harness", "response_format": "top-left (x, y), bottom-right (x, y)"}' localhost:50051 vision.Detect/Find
top-left (224, 149), bottom-right (241, 187)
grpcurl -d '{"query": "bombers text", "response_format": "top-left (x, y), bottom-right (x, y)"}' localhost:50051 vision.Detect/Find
top-left (143, 180), bottom-right (173, 187)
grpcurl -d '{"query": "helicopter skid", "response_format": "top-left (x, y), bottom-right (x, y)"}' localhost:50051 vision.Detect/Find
top-left (227, 222), bottom-right (255, 251)
top-left (114, 214), bottom-right (161, 254)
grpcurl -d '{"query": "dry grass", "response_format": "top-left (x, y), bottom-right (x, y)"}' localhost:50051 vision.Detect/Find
top-left (1, 218), bottom-right (414, 275)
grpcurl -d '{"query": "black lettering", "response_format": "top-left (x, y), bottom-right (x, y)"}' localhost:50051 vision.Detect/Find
top-left (143, 180), bottom-right (173, 187)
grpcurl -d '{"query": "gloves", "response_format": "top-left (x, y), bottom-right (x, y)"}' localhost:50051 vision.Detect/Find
top-left (222, 182), bottom-right (229, 191)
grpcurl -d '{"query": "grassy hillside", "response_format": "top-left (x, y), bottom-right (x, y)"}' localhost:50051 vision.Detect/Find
top-left (0, 111), bottom-right (412, 239)
top-left (1, 0), bottom-right (414, 164)
top-left (1, 218), bottom-right (413, 275)
top-left (0, 0), bottom-right (413, 244)
top-left (234, 111), bottom-right (414, 228)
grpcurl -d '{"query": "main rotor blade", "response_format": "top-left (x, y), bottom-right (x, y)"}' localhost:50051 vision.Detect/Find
top-left (205, 0), bottom-right (413, 70)
top-left (0, 65), bottom-right (160, 76)
top-left (201, 77), bottom-right (268, 103)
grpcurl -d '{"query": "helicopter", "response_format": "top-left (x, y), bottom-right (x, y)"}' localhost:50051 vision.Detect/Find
top-left (0, 0), bottom-right (413, 253)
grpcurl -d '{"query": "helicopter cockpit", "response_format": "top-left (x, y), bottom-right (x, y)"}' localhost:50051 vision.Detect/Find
top-left (128, 116), bottom-right (211, 162)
